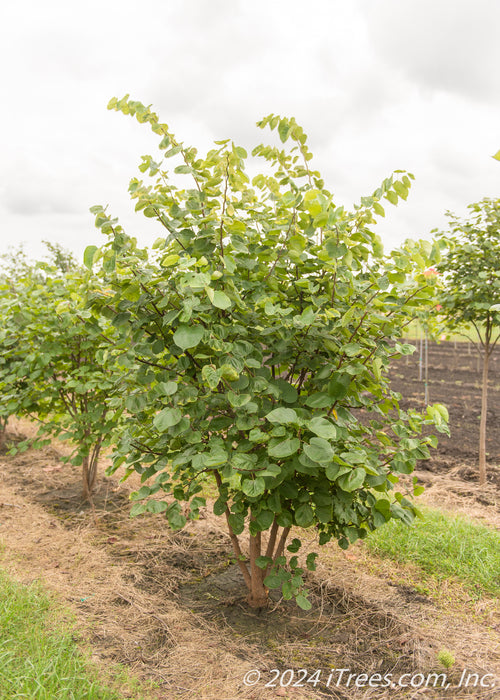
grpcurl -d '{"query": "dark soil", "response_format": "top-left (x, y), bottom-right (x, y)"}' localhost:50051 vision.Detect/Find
top-left (389, 339), bottom-right (500, 480)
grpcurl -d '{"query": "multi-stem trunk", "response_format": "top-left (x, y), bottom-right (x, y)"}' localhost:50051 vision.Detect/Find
top-left (213, 470), bottom-right (291, 608)
top-left (478, 341), bottom-right (490, 486)
top-left (81, 437), bottom-right (103, 501)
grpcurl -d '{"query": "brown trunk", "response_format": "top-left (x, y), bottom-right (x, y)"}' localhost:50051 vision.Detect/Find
top-left (247, 530), bottom-right (268, 608)
top-left (82, 454), bottom-right (93, 501)
top-left (479, 345), bottom-right (489, 486)
top-left (273, 526), bottom-right (291, 563)
top-left (424, 331), bottom-right (429, 406)
top-left (418, 331), bottom-right (423, 380)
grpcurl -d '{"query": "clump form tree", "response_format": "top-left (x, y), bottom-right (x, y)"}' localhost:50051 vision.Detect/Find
top-left (0, 242), bottom-right (77, 450)
top-left (88, 96), bottom-right (447, 608)
top-left (437, 199), bottom-right (500, 485)
top-left (0, 263), bottom-right (124, 500)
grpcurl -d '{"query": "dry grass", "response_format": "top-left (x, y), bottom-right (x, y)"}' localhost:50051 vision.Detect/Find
top-left (0, 417), bottom-right (499, 699)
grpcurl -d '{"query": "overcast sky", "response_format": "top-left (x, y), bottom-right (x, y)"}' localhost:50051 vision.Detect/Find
top-left (1, 0), bottom-right (499, 264)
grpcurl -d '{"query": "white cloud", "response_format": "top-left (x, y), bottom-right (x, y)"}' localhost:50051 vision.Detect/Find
top-left (362, 0), bottom-right (500, 103)
top-left (0, 0), bottom-right (499, 262)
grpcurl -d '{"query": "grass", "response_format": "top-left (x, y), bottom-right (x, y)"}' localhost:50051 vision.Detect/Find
top-left (0, 568), bottom-right (142, 700)
top-left (364, 507), bottom-right (500, 598)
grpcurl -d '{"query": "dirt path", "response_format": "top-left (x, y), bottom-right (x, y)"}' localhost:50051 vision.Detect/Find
top-left (0, 409), bottom-right (499, 699)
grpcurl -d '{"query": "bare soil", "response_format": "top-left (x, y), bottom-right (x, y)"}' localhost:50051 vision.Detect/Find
top-left (391, 339), bottom-right (500, 469)
top-left (0, 340), bottom-right (499, 699)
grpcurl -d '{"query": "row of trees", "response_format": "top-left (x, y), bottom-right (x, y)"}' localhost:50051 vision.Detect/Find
top-left (0, 97), bottom-right (497, 607)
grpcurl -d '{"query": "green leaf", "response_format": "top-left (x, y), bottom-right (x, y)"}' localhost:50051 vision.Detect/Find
top-left (242, 477), bottom-right (266, 497)
top-left (286, 538), bottom-right (301, 553)
top-left (130, 502), bottom-right (148, 517)
top-left (202, 365), bottom-right (221, 389)
top-left (146, 500), bottom-right (168, 514)
top-left (255, 509), bottom-right (274, 530)
top-left (307, 417), bottom-right (337, 440)
top-left (265, 407), bottom-right (298, 424)
top-left (153, 407), bottom-right (182, 431)
top-left (264, 574), bottom-right (282, 589)
top-left (232, 452), bottom-right (258, 471)
top-left (164, 145), bottom-right (182, 158)
top-left (295, 594), bottom-right (312, 610)
top-left (295, 504), bottom-right (314, 527)
top-left (203, 447), bottom-right (228, 467)
top-left (227, 391), bottom-right (252, 407)
top-left (268, 437), bottom-right (300, 459)
top-left (83, 245), bottom-right (98, 270)
top-left (278, 119), bottom-right (291, 143)
top-left (213, 498), bottom-right (227, 516)
top-left (306, 552), bottom-right (318, 571)
top-left (493, 150), bottom-right (500, 161)
top-left (337, 467), bottom-right (365, 492)
top-left (255, 555), bottom-right (272, 569)
top-left (393, 181), bottom-right (408, 200)
top-left (305, 393), bottom-right (332, 408)
top-left (328, 373), bottom-right (351, 400)
top-left (168, 511), bottom-right (187, 531)
top-left (161, 254), bottom-right (179, 267)
top-left (157, 381), bottom-right (177, 396)
top-left (173, 325), bottom-right (204, 350)
top-left (303, 437), bottom-right (334, 464)
top-left (210, 290), bottom-right (231, 309)
top-left (228, 513), bottom-right (245, 535)
top-left (386, 190), bottom-right (398, 206)
top-left (174, 164), bottom-right (194, 175)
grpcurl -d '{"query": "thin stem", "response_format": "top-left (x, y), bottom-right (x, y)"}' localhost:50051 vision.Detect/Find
top-left (213, 470), bottom-right (251, 590)
top-left (273, 526), bottom-right (291, 563)
top-left (219, 161), bottom-right (229, 258)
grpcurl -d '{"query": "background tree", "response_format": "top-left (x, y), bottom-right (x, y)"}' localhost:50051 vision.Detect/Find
top-left (88, 96), bottom-right (447, 608)
top-left (0, 242), bottom-right (79, 449)
top-left (0, 263), bottom-right (124, 500)
top-left (0, 241), bottom-right (77, 282)
top-left (436, 198), bottom-right (500, 485)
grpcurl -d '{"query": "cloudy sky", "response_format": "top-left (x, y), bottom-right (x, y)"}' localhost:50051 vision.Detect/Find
top-left (1, 0), bottom-right (499, 263)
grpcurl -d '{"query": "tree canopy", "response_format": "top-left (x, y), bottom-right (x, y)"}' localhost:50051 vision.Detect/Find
top-left (84, 96), bottom-right (447, 608)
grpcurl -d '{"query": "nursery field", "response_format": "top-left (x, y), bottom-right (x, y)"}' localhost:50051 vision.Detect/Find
top-left (392, 339), bottom-right (500, 479)
top-left (0, 341), bottom-right (499, 699)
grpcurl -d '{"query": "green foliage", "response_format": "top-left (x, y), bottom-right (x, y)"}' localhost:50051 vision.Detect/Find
top-left (88, 96), bottom-right (445, 607)
top-left (0, 264), bottom-right (124, 498)
top-left (436, 199), bottom-right (500, 334)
